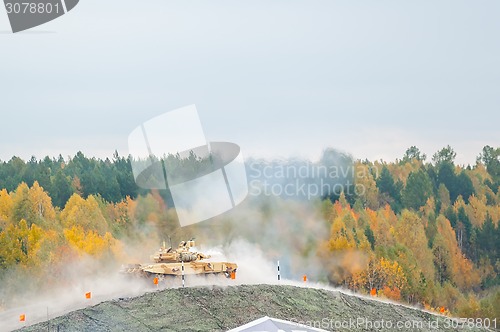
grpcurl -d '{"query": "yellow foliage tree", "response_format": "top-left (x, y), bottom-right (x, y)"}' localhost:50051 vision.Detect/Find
top-left (349, 256), bottom-right (406, 301)
top-left (0, 188), bottom-right (13, 221)
top-left (395, 210), bottom-right (435, 281)
top-left (466, 195), bottom-right (488, 227)
top-left (64, 225), bottom-right (115, 257)
top-left (354, 162), bottom-right (379, 210)
top-left (28, 181), bottom-right (56, 222)
top-left (60, 194), bottom-right (108, 235)
top-left (434, 216), bottom-right (480, 290)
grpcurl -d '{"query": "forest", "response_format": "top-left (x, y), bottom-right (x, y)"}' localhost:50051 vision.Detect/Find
top-left (0, 146), bottom-right (498, 320)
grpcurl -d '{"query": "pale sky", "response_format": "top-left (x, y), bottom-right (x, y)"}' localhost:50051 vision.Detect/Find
top-left (0, 0), bottom-right (498, 165)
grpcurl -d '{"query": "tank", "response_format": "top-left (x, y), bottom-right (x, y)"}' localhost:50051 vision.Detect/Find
top-left (120, 239), bottom-right (237, 280)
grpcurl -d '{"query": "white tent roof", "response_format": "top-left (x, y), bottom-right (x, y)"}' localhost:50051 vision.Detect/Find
top-left (228, 316), bottom-right (328, 332)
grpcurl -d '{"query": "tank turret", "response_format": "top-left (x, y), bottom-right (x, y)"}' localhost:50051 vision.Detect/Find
top-left (151, 240), bottom-right (210, 263)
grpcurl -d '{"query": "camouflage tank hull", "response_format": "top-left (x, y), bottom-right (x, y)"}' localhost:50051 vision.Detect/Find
top-left (120, 261), bottom-right (237, 279)
top-left (120, 240), bottom-right (237, 280)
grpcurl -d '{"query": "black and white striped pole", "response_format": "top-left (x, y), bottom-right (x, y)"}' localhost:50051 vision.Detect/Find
top-left (277, 260), bottom-right (281, 281)
top-left (182, 261), bottom-right (185, 288)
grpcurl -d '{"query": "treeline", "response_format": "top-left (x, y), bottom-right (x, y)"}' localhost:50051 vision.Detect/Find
top-left (0, 150), bottom-right (220, 209)
top-left (349, 145), bottom-right (500, 274)
top-left (0, 151), bottom-right (138, 208)
top-left (319, 145), bottom-right (499, 319)
top-left (0, 145), bottom-right (498, 318)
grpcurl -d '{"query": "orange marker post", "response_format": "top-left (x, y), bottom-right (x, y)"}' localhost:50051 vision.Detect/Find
top-left (230, 271), bottom-right (236, 280)
top-left (153, 277), bottom-right (159, 286)
top-left (19, 314), bottom-right (26, 322)
top-left (85, 292), bottom-right (92, 299)
top-left (370, 288), bottom-right (377, 296)
top-left (303, 275), bottom-right (307, 282)
top-left (440, 307), bottom-right (445, 314)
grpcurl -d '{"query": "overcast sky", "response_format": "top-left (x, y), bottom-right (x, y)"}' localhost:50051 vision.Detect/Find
top-left (0, 0), bottom-right (498, 165)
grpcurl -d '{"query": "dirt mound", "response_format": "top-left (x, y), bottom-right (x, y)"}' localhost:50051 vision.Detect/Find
top-left (16, 284), bottom-right (491, 331)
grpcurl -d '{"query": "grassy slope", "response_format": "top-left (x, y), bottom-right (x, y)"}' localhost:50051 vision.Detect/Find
top-left (17, 285), bottom-right (492, 332)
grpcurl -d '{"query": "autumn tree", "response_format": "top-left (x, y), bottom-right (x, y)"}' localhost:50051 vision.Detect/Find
top-left (354, 162), bottom-right (379, 210)
top-left (395, 210), bottom-right (435, 281)
top-left (60, 194), bottom-right (108, 235)
top-left (64, 225), bottom-right (115, 257)
top-left (433, 216), bottom-right (480, 290)
top-left (27, 181), bottom-right (56, 226)
top-left (10, 182), bottom-right (31, 225)
top-left (349, 256), bottom-right (406, 301)
top-left (0, 189), bottom-right (13, 222)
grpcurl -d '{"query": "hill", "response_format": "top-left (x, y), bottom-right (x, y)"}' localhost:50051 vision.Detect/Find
top-left (16, 284), bottom-right (494, 332)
